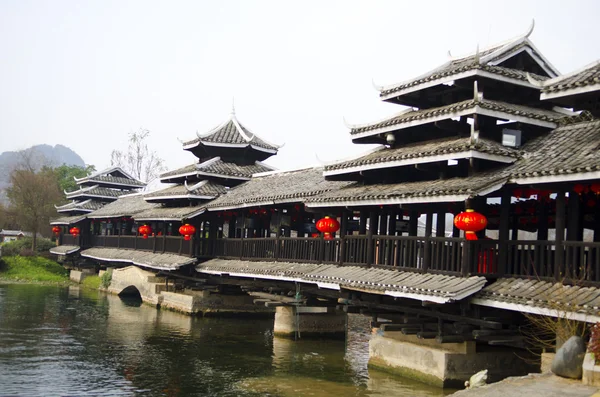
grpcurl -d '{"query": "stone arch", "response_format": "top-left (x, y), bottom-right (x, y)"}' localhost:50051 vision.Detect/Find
top-left (119, 285), bottom-right (142, 298)
top-left (107, 266), bottom-right (165, 306)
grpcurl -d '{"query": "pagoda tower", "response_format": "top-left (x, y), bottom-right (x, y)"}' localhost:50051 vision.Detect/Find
top-left (53, 166), bottom-right (145, 226)
top-left (139, 109), bottom-right (279, 224)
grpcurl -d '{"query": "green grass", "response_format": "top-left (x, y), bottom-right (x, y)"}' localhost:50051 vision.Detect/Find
top-left (82, 275), bottom-right (101, 289)
top-left (0, 256), bottom-right (69, 283)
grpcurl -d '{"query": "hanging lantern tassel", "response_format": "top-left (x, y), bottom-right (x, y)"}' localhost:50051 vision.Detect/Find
top-left (453, 209), bottom-right (487, 241)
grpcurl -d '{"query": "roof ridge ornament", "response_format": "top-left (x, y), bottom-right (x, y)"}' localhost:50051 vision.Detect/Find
top-left (184, 179), bottom-right (208, 192)
top-left (447, 50), bottom-right (453, 60)
top-left (525, 19), bottom-right (535, 38)
top-left (474, 44), bottom-right (480, 65)
top-left (526, 72), bottom-right (545, 87)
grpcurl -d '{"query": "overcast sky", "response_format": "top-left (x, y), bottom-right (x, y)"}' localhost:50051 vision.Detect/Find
top-left (1, 0), bottom-right (599, 174)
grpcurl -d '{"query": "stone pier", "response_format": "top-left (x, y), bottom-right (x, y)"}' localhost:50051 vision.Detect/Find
top-left (369, 330), bottom-right (539, 388)
top-left (106, 265), bottom-right (273, 316)
top-left (69, 268), bottom-right (97, 283)
top-left (273, 306), bottom-right (347, 338)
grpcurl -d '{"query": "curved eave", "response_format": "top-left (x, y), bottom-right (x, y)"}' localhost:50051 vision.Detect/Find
top-left (183, 140), bottom-right (278, 154)
top-left (50, 245), bottom-right (80, 256)
top-left (56, 208), bottom-right (95, 214)
top-left (65, 193), bottom-right (119, 201)
top-left (305, 181), bottom-right (506, 209)
top-left (78, 180), bottom-right (145, 189)
top-left (144, 194), bottom-right (216, 202)
top-left (380, 68), bottom-right (540, 102)
top-left (541, 84), bottom-right (600, 101)
top-left (324, 150), bottom-right (517, 178)
top-left (350, 104), bottom-right (557, 141)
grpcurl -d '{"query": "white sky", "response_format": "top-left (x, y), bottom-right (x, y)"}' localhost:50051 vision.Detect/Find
top-left (1, 0), bottom-right (599, 173)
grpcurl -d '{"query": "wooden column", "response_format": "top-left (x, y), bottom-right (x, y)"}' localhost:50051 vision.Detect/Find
top-left (537, 200), bottom-right (549, 241)
top-left (366, 210), bottom-right (377, 266)
top-left (423, 212), bottom-right (433, 272)
top-left (339, 210), bottom-right (348, 265)
top-left (555, 191), bottom-right (566, 281)
top-left (408, 210), bottom-right (418, 236)
top-left (497, 188), bottom-right (511, 277)
top-left (436, 211), bottom-right (446, 238)
top-left (359, 211), bottom-right (368, 235)
top-left (567, 191), bottom-right (581, 241)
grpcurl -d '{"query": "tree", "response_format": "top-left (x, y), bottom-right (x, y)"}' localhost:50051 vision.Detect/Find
top-left (5, 167), bottom-right (62, 251)
top-left (110, 129), bottom-right (166, 182)
top-left (54, 164), bottom-right (96, 193)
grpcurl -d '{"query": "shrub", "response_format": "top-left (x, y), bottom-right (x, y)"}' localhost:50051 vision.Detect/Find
top-left (100, 271), bottom-right (112, 288)
top-left (589, 323), bottom-right (600, 363)
top-left (1, 236), bottom-right (56, 257)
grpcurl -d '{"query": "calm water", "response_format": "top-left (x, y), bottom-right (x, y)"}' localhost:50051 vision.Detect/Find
top-left (0, 283), bottom-right (450, 397)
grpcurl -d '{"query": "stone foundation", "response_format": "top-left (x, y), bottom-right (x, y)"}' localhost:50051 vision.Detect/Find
top-left (273, 306), bottom-right (346, 338)
top-left (106, 266), bottom-right (273, 316)
top-left (69, 268), bottom-right (96, 283)
top-left (369, 331), bottom-right (539, 388)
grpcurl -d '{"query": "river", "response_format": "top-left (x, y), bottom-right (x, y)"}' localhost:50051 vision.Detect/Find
top-left (0, 283), bottom-right (451, 396)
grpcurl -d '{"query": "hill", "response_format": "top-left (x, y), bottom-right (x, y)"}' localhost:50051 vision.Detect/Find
top-left (0, 144), bottom-right (86, 204)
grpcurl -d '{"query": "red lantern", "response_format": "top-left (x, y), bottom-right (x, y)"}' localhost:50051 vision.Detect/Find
top-left (453, 209), bottom-right (487, 241)
top-left (179, 224), bottom-right (196, 241)
top-left (591, 184), bottom-right (600, 195)
top-left (52, 226), bottom-right (61, 236)
top-left (513, 188), bottom-right (522, 199)
top-left (138, 224), bottom-right (152, 239)
top-left (69, 227), bottom-right (80, 236)
top-left (316, 216), bottom-right (340, 240)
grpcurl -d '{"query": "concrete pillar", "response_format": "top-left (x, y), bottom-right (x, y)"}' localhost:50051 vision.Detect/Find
top-left (273, 306), bottom-right (346, 338)
top-left (368, 330), bottom-right (539, 388)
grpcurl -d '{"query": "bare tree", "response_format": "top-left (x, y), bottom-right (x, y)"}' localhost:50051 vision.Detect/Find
top-left (5, 167), bottom-right (62, 251)
top-left (110, 129), bottom-right (166, 182)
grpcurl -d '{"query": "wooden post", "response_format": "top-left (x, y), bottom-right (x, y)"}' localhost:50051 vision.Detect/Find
top-left (436, 211), bottom-right (445, 238)
top-left (423, 212), bottom-right (433, 272)
top-left (567, 190), bottom-right (581, 241)
top-left (408, 210), bottom-right (418, 236)
top-left (359, 211), bottom-right (367, 235)
top-left (366, 210), bottom-right (376, 266)
top-left (274, 221), bottom-right (281, 261)
top-left (339, 210), bottom-right (348, 265)
top-left (555, 191), bottom-right (566, 281)
top-left (497, 188), bottom-right (511, 277)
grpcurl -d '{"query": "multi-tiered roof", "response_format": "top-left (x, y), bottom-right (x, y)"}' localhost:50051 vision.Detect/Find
top-left (310, 23), bottom-right (586, 208)
top-left (52, 167), bottom-right (145, 225)
top-left (136, 109), bottom-right (279, 222)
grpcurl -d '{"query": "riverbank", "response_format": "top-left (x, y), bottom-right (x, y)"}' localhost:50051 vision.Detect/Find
top-left (0, 255), bottom-right (70, 284)
top-left (450, 373), bottom-right (599, 397)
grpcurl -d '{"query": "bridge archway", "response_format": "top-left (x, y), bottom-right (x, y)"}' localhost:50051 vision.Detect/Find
top-left (107, 266), bottom-right (164, 306)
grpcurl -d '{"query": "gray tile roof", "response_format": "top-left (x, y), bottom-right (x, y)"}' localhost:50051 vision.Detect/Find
top-left (542, 61), bottom-right (600, 94)
top-left (87, 195), bottom-right (159, 219)
top-left (50, 215), bottom-right (87, 225)
top-left (472, 278), bottom-right (600, 322)
top-left (306, 172), bottom-right (508, 206)
top-left (509, 120), bottom-right (600, 179)
top-left (81, 247), bottom-right (196, 271)
top-left (183, 117), bottom-right (279, 151)
top-left (350, 99), bottom-right (567, 136)
top-left (49, 245), bottom-right (80, 256)
top-left (144, 181), bottom-right (226, 200)
top-left (79, 174), bottom-right (146, 188)
top-left (197, 258), bottom-right (487, 303)
top-left (205, 167), bottom-right (352, 210)
top-left (56, 199), bottom-right (104, 213)
top-left (160, 158), bottom-right (274, 181)
top-left (65, 185), bottom-right (127, 199)
top-left (325, 137), bottom-right (519, 173)
top-left (381, 64), bottom-right (549, 98)
top-left (134, 204), bottom-right (206, 221)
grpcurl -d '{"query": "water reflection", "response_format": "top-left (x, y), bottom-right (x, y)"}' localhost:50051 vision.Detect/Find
top-left (0, 283), bottom-right (451, 396)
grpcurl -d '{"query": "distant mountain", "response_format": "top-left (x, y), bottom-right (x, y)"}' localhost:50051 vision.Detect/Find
top-left (0, 144), bottom-right (86, 204)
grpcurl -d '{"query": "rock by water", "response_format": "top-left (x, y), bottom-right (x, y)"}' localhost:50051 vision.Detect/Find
top-left (551, 335), bottom-right (586, 379)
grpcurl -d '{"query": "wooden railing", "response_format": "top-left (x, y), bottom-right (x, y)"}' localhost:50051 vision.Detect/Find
top-left (210, 235), bottom-right (600, 283)
top-left (86, 235), bottom-right (196, 257)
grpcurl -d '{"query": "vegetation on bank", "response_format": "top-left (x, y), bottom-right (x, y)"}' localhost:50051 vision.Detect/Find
top-left (0, 256), bottom-right (69, 283)
top-left (82, 275), bottom-right (101, 289)
top-left (1, 236), bottom-right (55, 257)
